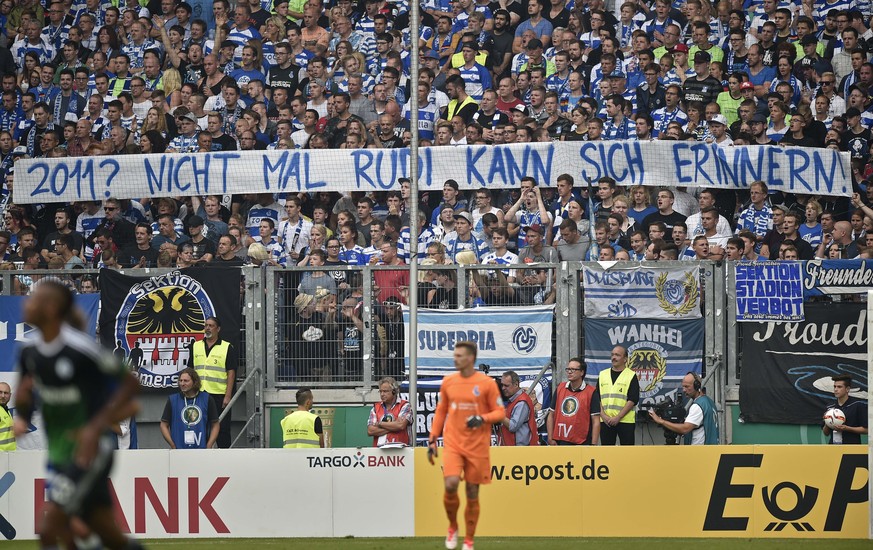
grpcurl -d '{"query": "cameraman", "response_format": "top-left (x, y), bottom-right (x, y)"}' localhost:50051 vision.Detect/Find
top-left (648, 373), bottom-right (719, 445)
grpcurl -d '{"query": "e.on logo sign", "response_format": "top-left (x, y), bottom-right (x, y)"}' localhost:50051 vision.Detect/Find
top-left (34, 477), bottom-right (230, 535)
top-left (704, 454), bottom-right (868, 534)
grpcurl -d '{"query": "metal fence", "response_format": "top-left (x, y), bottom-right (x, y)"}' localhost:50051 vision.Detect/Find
top-left (7, 261), bottom-right (862, 447)
top-left (263, 261), bottom-right (721, 388)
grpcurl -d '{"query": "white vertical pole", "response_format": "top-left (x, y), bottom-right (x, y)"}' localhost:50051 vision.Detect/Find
top-left (867, 290), bottom-right (873, 539)
top-left (408, 0), bottom-right (421, 442)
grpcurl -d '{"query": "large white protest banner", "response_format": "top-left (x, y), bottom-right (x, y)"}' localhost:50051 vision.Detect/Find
top-left (403, 305), bottom-right (554, 378)
top-left (13, 141), bottom-right (852, 204)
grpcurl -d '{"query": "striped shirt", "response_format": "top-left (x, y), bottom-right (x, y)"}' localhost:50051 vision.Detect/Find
top-left (402, 100), bottom-right (439, 142)
top-left (458, 63), bottom-right (491, 102)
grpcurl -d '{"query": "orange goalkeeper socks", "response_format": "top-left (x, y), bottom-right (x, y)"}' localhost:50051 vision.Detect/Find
top-left (444, 491), bottom-right (460, 530)
top-left (464, 497), bottom-right (480, 540)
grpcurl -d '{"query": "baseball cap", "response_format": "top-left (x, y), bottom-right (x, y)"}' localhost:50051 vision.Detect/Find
top-left (523, 223), bottom-right (545, 235)
top-left (609, 70), bottom-right (627, 79)
top-left (800, 57), bottom-right (815, 67)
top-left (454, 211), bottom-right (473, 224)
top-left (180, 111), bottom-right (198, 122)
top-left (772, 204), bottom-right (790, 213)
top-left (526, 38), bottom-right (544, 50)
top-left (512, 104), bottom-right (529, 115)
top-left (740, 81), bottom-right (754, 90)
top-left (709, 114), bottom-right (728, 126)
top-left (461, 41), bottom-right (477, 51)
top-left (672, 43), bottom-right (689, 53)
top-left (801, 34), bottom-right (818, 46)
top-left (383, 297), bottom-right (401, 307)
top-left (845, 107), bottom-right (862, 118)
top-left (187, 215), bottom-right (204, 228)
top-left (750, 113), bottom-right (767, 124)
top-left (424, 50), bottom-right (439, 60)
top-left (11, 145), bottom-right (27, 156)
top-left (220, 40), bottom-right (236, 49)
top-left (693, 51), bottom-right (711, 64)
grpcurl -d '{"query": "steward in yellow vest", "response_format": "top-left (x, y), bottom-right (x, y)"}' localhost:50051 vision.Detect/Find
top-left (281, 388), bottom-right (324, 448)
top-left (596, 345), bottom-right (639, 446)
top-left (189, 317), bottom-right (236, 448)
top-left (0, 382), bottom-right (15, 451)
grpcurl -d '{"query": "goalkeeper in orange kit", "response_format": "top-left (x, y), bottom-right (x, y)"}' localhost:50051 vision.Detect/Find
top-left (428, 341), bottom-right (505, 550)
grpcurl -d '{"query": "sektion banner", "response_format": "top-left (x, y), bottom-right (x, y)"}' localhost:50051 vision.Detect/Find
top-left (13, 142), bottom-right (852, 204)
top-left (738, 302), bottom-right (868, 424)
top-left (735, 261), bottom-right (804, 322)
top-left (98, 268), bottom-right (241, 390)
top-left (584, 318), bottom-right (704, 406)
top-left (582, 264), bottom-right (701, 319)
top-left (402, 305), bottom-right (553, 379)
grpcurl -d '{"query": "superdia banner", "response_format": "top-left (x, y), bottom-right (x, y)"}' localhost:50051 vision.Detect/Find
top-left (582, 264), bottom-right (701, 319)
top-left (98, 269), bottom-right (241, 390)
top-left (738, 302), bottom-right (868, 424)
top-left (403, 305), bottom-right (553, 378)
top-left (414, 446), bottom-right (868, 538)
top-left (584, 318), bottom-right (704, 406)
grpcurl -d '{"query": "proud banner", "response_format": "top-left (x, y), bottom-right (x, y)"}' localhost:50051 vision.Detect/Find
top-left (403, 305), bottom-right (553, 379)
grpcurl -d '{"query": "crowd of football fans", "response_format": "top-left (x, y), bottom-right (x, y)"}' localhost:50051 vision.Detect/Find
top-left (0, 0), bottom-right (870, 297)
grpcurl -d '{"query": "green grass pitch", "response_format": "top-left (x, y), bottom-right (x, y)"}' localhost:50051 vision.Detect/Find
top-left (3, 539), bottom-right (873, 549)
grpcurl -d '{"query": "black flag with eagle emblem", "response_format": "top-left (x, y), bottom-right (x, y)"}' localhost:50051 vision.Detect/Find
top-left (98, 268), bottom-right (242, 390)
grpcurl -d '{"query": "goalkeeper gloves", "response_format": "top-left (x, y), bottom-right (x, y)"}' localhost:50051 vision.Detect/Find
top-left (466, 415), bottom-right (484, 428)
top-left (427, 440), bottom-right (438, 465)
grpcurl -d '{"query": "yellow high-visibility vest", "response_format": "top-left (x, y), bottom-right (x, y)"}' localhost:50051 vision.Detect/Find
top-left (192, 340), bottom-right (230, 396)
top-left (0, 406), bottom-right (16, 451)
top-left (281, 410), bottom-right (320, 448)
top-left (599, 367), bottom-right (636, 424)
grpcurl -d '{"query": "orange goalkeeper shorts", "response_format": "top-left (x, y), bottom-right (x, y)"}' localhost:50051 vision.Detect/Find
top-left (442, 449), bottom-right (492, 485)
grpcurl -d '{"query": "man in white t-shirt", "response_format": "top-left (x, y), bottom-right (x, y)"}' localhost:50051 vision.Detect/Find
top-left (649, 372), bottom-right (719, 445)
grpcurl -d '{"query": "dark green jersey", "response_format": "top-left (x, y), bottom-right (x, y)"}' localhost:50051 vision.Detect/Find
top-left (17, 324), bottom-right (127, 466)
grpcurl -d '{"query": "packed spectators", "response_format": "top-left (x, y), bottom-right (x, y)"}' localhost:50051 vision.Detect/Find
top-left (0, 0), bottom-right (871, 320)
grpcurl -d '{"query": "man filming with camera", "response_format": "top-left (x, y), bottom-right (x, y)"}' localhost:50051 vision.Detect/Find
top-left (648, 372), bottom-right (719, 445)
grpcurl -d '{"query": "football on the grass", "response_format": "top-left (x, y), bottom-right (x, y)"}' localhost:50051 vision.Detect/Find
top-left (823, 408), bottom-right (845, 429)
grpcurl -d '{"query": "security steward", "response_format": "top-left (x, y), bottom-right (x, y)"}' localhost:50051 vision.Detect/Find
top-left (281, 388), bottom-right (325, 448)
top-left (498, 370), bottom-right (539, 445)
top-left (367, 377), bottom-right (413, 447)
top-left (189, 316), bottom-right (236, 448)
top-left (547, 358), bottom-right (598, 445)
top-left (0, 382), bottom-right (15, 450)
top-left (649, 372), bottom-right (719, 444)
top-left (595, 345), bottom-right (639, 445)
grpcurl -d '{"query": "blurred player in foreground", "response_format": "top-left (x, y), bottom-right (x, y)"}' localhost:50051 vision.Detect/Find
top-left (428, 341), bottom-right (505, 550)
top-left (13, 280), bottom-right (143, 550)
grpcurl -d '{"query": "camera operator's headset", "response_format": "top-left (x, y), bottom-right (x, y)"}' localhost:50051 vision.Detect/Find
top-left (688, 372), bottom-right (702, 392)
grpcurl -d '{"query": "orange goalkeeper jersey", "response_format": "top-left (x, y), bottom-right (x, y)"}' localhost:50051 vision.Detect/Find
top-left (430, 371), bottom-right (505, 458)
